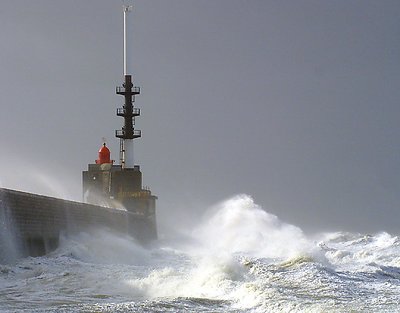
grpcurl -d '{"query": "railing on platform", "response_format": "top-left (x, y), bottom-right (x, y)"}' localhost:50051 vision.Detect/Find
top-left (116, 107), bottom-right (140, 116)
top-left (116, 86), bottom-right (140, 94)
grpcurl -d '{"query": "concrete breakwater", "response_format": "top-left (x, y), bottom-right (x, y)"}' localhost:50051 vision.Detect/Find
top-left (0, 188), bottom-right (156, 257)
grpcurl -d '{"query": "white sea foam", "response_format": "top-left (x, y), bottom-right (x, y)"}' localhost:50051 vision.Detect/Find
top-left (124, 195), bottom-right (400, 311)
top-left (1, 194), bottom-right (400, 312)
top-left (57, 229), bottom-right (151, 266)
top-left (125, 194), bottom-right (316, 309)
top-left (191, 194), bottom-right (311, 259)
top-left (321, 231), bottom-right (400, 272)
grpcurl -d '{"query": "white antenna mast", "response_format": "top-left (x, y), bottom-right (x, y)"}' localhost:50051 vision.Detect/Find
top-left (123, 4), bottom-right (133, 76)
top-left (116, 2), bottom-right (141, 169)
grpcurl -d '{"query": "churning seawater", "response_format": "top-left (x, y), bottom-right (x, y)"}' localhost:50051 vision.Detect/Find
top-left (1, 194), bottom-right (400, 312)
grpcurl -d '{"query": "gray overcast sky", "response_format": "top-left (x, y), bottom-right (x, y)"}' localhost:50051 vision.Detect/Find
top-left (0, 1), bottom-right (399, 234)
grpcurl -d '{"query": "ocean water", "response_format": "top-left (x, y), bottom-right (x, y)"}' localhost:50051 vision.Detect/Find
top-left (1, 194), bottom-right (400, 312)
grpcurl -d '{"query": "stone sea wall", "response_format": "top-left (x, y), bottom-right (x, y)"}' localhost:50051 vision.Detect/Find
top-left (0, 188), bottom-right (155, 256)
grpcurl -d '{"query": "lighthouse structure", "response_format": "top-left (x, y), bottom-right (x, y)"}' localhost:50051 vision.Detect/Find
top-left (116, 4), bottom-right (140, 168)
top-left (82, 4), bottom-right (157, 241)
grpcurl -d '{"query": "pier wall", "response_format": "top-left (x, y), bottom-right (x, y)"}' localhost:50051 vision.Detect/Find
top-left (0, 188), bottom-right (156, 256)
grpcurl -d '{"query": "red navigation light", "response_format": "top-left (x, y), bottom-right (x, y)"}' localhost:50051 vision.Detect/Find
top-left (96, 143), bottom-right (111, 164)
